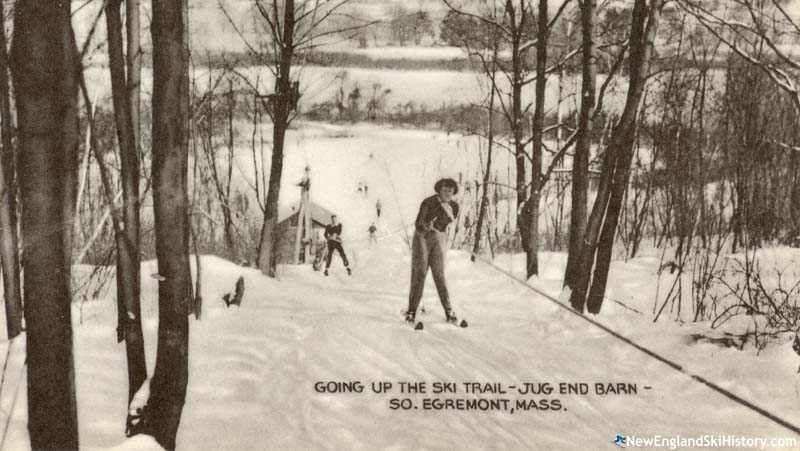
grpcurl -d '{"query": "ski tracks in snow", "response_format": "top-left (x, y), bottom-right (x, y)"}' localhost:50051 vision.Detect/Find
top-left (269, 241), bottom-right (798, 450)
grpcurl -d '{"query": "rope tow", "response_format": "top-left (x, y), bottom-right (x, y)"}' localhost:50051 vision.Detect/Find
top-left (466, 250), bottom-right (800, 436)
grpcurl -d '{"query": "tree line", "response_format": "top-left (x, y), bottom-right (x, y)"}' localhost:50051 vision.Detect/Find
top-left (0, 0), bottom-right (191, 448)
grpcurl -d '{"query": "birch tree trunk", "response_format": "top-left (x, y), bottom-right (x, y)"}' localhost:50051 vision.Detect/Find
top-left (0, 0), bottom-right (22, 339)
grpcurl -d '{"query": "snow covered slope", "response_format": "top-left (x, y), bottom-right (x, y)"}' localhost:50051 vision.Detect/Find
top-left (2, 237), bottom-right (797, 449)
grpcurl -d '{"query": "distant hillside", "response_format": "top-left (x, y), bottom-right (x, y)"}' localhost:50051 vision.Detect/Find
top-left (74, 0), bottom-right (452, 60)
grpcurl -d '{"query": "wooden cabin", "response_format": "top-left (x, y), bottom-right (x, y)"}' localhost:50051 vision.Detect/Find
top-left (275, 201), bottom-right (337, 264)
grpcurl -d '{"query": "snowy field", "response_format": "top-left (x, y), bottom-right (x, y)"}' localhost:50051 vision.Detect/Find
top-left (0, 123), bottom-right (798, 450)
top-left (339, 46), bottom-right (468, 60)
top-left (82, 65), bottom-right (631, 119)
top-left (234, 122), bottom-right (520, 236)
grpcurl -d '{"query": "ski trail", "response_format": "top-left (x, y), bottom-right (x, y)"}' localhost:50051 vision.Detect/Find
top-left (62, 245), bottom-right (798, 450)
top-left (272, 237), bottom-right (798, 450)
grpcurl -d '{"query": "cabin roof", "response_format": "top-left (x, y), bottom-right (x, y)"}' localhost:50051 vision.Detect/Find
top-left (277, 201), bottom-right (337, 225)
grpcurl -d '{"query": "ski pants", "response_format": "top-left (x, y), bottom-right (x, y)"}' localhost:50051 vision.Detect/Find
top-left (325, 241), bottom-right (349, 268)
top-left (407, 229), bottom-right (452, 315)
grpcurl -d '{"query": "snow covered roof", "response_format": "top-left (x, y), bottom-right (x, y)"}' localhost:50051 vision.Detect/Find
top-left (277, 201), bottom-right (337, 226)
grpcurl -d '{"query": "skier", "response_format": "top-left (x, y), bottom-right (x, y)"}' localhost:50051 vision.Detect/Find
top-left (368, 223), bottom-right (378, 245)
top-left (405, 178), bottom-right (464, 328)
top-left (376, 199), bottom-right (382, 218)
top-left (324, 215), bottom-right (351, 276)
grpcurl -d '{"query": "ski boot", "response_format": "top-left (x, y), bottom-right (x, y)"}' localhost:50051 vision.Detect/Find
top-left (324, 269), bottom-right (329, 276)
top-left (406, 310), bottom-right (423, 330)
top-left (346, 267), bottom-right (352, 276)
top-left (446, 309), bottom-right (468, 328)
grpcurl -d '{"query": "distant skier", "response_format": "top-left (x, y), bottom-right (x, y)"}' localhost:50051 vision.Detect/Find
top-left (357, 181), bottom-right (364, 194)
top-left (376, 199), bottom-right (382, 218)
top-left (324, 215), bottom-right (351, 276)
top-left (405, 178), bottom-right (461, 326)
top-left (368, 223), bottom-right (378, 245)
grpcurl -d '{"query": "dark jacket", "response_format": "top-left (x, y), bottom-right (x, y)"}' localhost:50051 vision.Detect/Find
top-left (325, 223), bottom-right (343, 242)
top-left (414, 195), bottom-right (460, 233)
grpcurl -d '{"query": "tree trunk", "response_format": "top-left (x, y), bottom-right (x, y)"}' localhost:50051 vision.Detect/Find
top-left (10, 0), bottom-right (79, 448)
top-left (257, 0), bottom-right (295, 277)
top-left (106, 0), bottom-right (147, 413)
top-left (126, 0), bottom-right (145, 347)
top-left (586, 130), bottom-right (638, 313)
top-left (526, 0), bottom-right (548, 278)
top-left (570, 0), bottom-right (663, 314)
top-left (127, 0), bottom-right (141, 150)
top-left (472, 37), bottom-right (500, 261)
top-left (472, 94), bottom-right (496, 261)
top-left (149, 0), bottom-right (191, 448)
top-left (0, 0), bottom-right (22, 339)
top-left (62, 38), bottom-right (81, 288)
top-left (564, 0), bottom-right (596, 301)
top-left (224, 82), bottom-right (236, 260)
top-left (510, 9), bottom-right (527, 252)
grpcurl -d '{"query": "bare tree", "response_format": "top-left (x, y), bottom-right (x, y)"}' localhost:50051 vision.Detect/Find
top-left (564, 0), bottom-right (596, 291)
top-left (679, 0), bottom-right (800, 114)
top-left (198, 78), bottom-right (239, 261)
top-left (568, 0), bottom-right (665, 313)
top-left (444, 0), bottom-right (575, 276)
top-left (128, 0), bottom-right (142, 149)
top-left (256, 0), bottom-right (297, 276)
top-left (104, 0), bottom-right (148, 432)
top-left (0, 0), bottom-right (22, 339)
top-left (366, 82), bottom-right (391, 121)
top-left (389, 4), bottom-right (411, 46)
top-left (147, 0), bottom-right (192, 448)
top-left (221, 0), bottom-right (374, 276)
top-left (10, 0), bottom-right (80, 448)
top-left (472, 23), bottom-right (502, 261)
top-left (677, 0), bottom-right (800, 245)
top-left (523, 0), bottom-right (550, 277)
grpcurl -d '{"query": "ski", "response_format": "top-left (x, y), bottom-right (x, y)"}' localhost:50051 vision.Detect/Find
top-left (403, 310), bottom-right (464, 330)
top-left (445, 308), bottom-right (467, 328)
top-left (447, 318), bottom-right (468, 328)
top-left (406, 319), bottom-right (464, 330)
